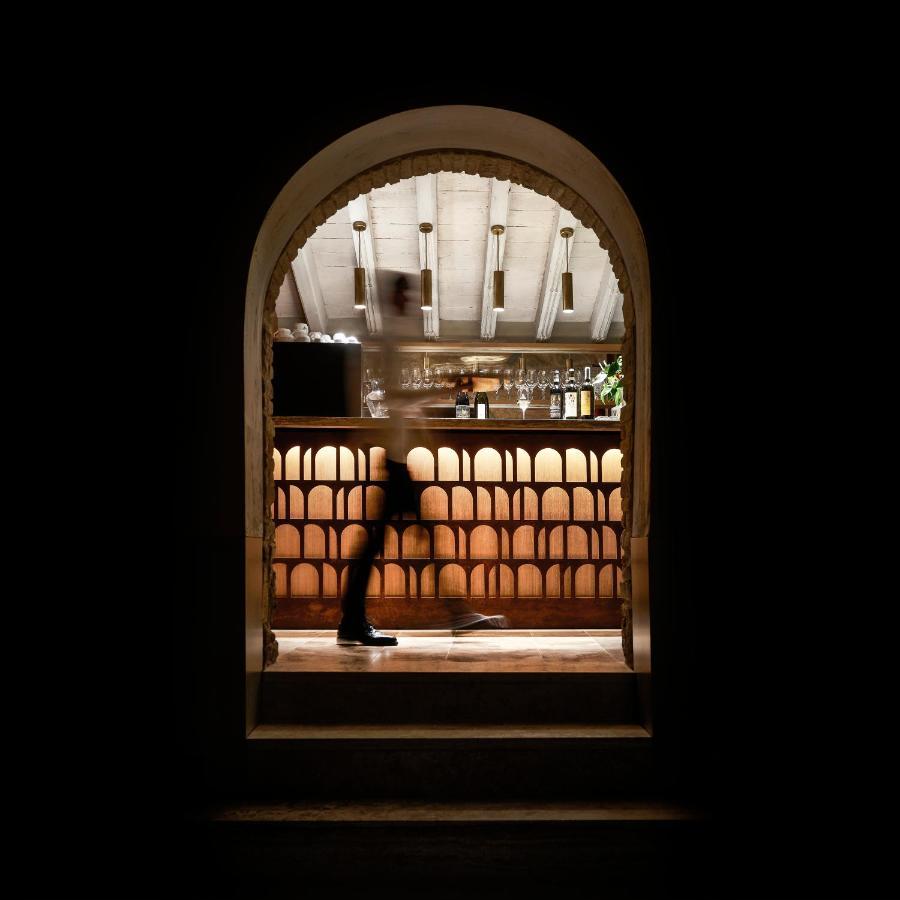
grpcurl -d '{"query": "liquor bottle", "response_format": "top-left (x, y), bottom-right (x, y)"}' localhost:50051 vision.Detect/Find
top-left (455, 390), bottom-right (470, 418)
top-left (580, 366), bottom-right (594, 419)
top-left (592, 364), bottom-right (607, 418)
top-left (563, 368), bottom-right (578, 420)
top-left (474, 391), bottom-right (490, 419)
top-left (549, 370), bottom-right (562, 419)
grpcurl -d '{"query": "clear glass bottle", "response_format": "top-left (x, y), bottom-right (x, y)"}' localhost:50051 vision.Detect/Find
top-left (549, 370), bottom-right (562, 419)
top-left (563, 368), bottom-right (578, 420)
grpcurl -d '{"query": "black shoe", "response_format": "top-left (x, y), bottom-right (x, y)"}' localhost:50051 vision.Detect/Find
top-left (337, 621), bottom-right (399, 646)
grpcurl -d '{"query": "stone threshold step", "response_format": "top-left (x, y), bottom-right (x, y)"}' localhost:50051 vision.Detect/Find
top-left (249, 723), bottom-right (649, 741)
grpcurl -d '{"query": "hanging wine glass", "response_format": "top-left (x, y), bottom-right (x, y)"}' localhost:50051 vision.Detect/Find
top-left (423, 367), bottom-right (434, 390)
top-left (400, 368), bottom-right (411, 389)
top-left (502, 368), bottom-right (514, 400)
top-left (525, 368), bottom-right (537, 400)
top-left (517, 385), bottom-right (530, 420)
top-left (537, 369), bottom-right (549, 400)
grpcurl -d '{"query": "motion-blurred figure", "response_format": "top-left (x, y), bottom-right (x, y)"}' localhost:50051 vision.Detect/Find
top-left (337, 274), bottom-right (507, 646)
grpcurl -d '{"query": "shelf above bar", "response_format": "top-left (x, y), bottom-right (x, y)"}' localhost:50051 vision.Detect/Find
top-left (273, 416), bottom-right (621, 431)
top-left (359, 341), bottom-right (623, 353)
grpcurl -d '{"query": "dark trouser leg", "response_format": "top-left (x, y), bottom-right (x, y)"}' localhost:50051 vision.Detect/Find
top-left (340, 460), bottom-right (417, 627)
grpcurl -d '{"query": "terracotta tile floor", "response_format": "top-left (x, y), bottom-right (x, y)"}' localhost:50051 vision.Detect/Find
top-left (270, 629), bottom-right (629, 673)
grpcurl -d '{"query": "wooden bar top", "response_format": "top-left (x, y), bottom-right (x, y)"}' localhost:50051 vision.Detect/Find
top-left (273, 416), bottom-right (622, 432)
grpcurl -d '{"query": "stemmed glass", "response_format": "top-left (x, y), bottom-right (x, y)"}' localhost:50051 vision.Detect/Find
top-left (537, 370), bottom-right (549, 400)
top-left (517, 385), bottom-right (530, 420)
top-left (399, 368), bottom-right (411, 389)
top-left (515, 368), bottom-right (527, 401)
top-left (423, 367), bottom-right (434, 390)
top-left (500, 368), bottom-right (514, 400)
top-left (411, 367), bottom-right (422, 390)
top-left (525, 369), bottom-right (537, 400)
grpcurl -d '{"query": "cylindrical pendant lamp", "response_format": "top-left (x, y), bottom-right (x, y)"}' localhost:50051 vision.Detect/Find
top-left (353, 221), bottom-right (367, 310)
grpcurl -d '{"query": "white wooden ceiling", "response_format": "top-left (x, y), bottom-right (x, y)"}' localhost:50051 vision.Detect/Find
top-left (275, 173), bottom-right (623, 342)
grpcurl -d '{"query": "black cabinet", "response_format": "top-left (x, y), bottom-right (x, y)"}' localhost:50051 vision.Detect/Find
top-left (272, 342), bottom-right (361, 417)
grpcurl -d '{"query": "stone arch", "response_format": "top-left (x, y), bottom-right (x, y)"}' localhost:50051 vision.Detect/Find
top-left (249, 107), bottom-right (651, 672)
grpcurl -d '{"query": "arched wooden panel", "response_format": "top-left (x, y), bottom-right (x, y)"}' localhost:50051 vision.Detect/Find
top-left (409, 566), bottom-right (417, 598)
top-left (335, 487), bottom-right (344, 520)
top-left (384, 563), bottom-right (405, 597)
top-left (420, 564), bottom-right (435, 598)
top-left (290, 563), bottom-right (318, 598)
top-left (477, 486), bottom-right (492, 520)
top-left (273, 448), bottom-right (283, 481)
top-left (308, 485), bottom-right (333, 520)
top-left (289, 485), bottom-right (304, 519)
top-left (275, 524), bottom-right (300, 557)
top-left (599, 564), bottom-right (614, 598)
top-left (601, 448), bottom-right (623, 483)
top-left (276, 487), bottom-right (287, 520)
top-left (494, 487), bottom-right (509, 520)
top-left (563, 566), bottom-right (572, 599)
top-left (438, 563), bottom-right (467, 597)
top-left (591, 527), bottom-right (600, 560)
top-left (499, 563), bottom-right (514, 598)
top-left (458, 527), bottom-right (467, 560)
top-left (452, 486), bottom-right (474, 520)
top-left (470, 525), bottom-right (498, 558)
top-left (596, 490), bottom-right (606, 521)
top-left (505, 450), bottom-right (514, 482)
top-left (329, 526), bottom-right (338, 558)
top-left (517, 448), bottom-right (531, 482)
top-left (474, 448), bottom-right (502, 481)
top-left (303, 449), bottom-right (312, 480)
top-left (565, 448), bottom-right (587, 483)
top-left (339, 447), bottom-right (355, 481)
top-left (462, 449), bottom-right (471, 481)
top-left (616, 566), bottom-right (623, 595)
top-left (488, 565), bottom-right (498, 598)
top-left (537, 527), bottom-right (546, 559)
top-left (534, 448), bottom-right (562, 482)
top-left (573, 486), bottom-right (593, 521)
top-left (383, 524), bottom-right (399, 559)
top-left (357, 448), bottom-right (367, 480)
top-left (369, 446), bottom-right (388, 481)
top-left (608, 488), bottom-right (622, 522)
top-left (501, 527), bottom-right (510, 559)
top-left (301, 524), bottom-right (326, 558)
top-left (590, 450), bottom-right (598, 483)
top-left (518, 563), bottom-right (542, 597)
top-left (347, 485), bottom-right (362, 520)
top-left (438, 447), bottom-right (459, 481)
top-left (407, 447), bottom-right (435, 481)
top-left (546, 564), bottom-right (560, 598)
top-left (420, 486), bottom-right (448, 519)
top-left (433, 524), bottom-right (455, 558)
top-left (273, 563), bottom-right (287, 597)
top-left (365, 566), bottom-right (381, 597)
top-left (567, 525), bottom-right (589, 559)
top-left (548, 525), bottom-right (564, 559)
top-left (603, 525), bottom-right (618, 559)
top-left (471, 563), bottom-right (486, 598)
top-left (575, 563), bottom-right (595, 597)
top-left (512, 489), bottom-right (521, 521)
top-left (403, 524), bottom-right (432, 558)
top-left (323, 564), bottom-right (338, 598)
top-left (285, 446), bottom-right (301, 480)
top-left (340, 523), bottom-right (368, 559)
top-left (366, 485), bottom-right (385, 520)
top-left (513, 525), bottom-right (535, 559)
top-left (542, 486), bottom-right (569, 520)
top-left (523, 486), bottom-right (538, 520)
top-left (315, 446), bottom-right (337, 481)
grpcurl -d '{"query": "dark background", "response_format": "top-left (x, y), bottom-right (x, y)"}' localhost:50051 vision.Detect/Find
top-left (40, 68), bottom-right (888, 897)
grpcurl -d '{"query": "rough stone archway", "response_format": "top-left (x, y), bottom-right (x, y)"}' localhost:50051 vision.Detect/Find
top-left (245, 108), bottom-right (651, 687)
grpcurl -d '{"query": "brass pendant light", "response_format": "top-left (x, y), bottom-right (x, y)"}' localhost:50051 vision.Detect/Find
top-left (560, 227), bottom-right (574, 313)
top-left (419, 222), bottom-right (433, 311)
top-left (353, 220), bottom-right (367, 310)
top-left (491, 224), bottom-right (505, 312)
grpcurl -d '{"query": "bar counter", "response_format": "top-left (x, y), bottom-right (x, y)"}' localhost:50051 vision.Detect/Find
top-left (271, 415), bottom-right (624, 630)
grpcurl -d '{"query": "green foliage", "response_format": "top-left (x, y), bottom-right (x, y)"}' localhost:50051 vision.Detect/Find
top-left (599, 355), bottom-right (625, 407)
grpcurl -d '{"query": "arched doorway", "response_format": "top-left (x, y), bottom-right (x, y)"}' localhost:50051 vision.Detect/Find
top-left (244, 107), bottom-right (651, 710)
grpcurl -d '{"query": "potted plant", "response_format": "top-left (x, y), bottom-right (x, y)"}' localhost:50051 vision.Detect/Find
top-left (599, 355), bottom-right (625, 418)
